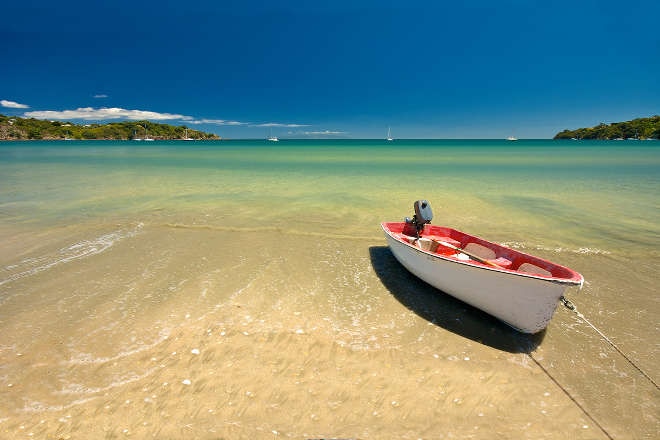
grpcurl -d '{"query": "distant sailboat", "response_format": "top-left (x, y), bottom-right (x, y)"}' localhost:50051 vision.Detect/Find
top-left (386, 127), bottom-right (393, 141)
top-left (267, 128), bottom-right (279, 142)
top-left (183, 128), bottom-right (194, 141)
top-left (143, 124), bottom-right (154, 141)
top-left (507, 136), bottom-right (518, 141)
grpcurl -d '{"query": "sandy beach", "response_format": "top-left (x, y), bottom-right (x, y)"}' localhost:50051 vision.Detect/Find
top-left (0, 139), bottom-right (657, 439)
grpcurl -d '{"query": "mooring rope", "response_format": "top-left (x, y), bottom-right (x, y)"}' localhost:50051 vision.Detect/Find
top-left (527, 352), bottom-right (614, 440)
top-left (560, 296), bottom-right (659, 391)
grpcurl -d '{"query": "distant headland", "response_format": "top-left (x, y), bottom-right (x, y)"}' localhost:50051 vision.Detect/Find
top-left (554, 116), bottom-right (659, 140)
top-left (0, 114), bottom-right (220, 140)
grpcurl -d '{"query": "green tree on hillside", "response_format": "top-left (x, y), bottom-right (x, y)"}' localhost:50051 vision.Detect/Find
top-left (555, 116), bottom-right (660, 140)
top-left (0, 114), bottom-right (220, 140)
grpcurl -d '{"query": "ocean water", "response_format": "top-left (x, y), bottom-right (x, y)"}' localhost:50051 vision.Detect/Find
top-left (0, 139), bottom-right (657, 439)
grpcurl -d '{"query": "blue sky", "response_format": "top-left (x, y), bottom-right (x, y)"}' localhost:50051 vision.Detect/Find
top-left (2, 0), bottom-right (659, 139)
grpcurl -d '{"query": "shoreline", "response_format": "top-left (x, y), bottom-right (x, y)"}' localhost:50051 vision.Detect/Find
top-left (1, 137), bottom-right (658, 142)
top-left (0, 140), bottom-right (657, 438)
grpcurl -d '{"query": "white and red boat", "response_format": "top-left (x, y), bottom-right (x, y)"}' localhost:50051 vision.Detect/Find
top-left (382, 201), bottom-right (584, 334)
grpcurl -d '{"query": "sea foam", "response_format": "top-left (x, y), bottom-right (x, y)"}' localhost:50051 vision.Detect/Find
top-left (0, 223), bottom-right (143, 287)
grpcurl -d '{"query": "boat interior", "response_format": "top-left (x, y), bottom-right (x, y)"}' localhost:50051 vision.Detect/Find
top-left (385, 200), bottom-right (579, 281)
top-left (391, 221), bottom-right (559, 278)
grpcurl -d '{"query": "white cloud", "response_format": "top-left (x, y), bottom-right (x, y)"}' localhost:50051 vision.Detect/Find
top-left (19, 105), bottom-right (309, 132)
top-left (303, 130), bottom-right (346, 136)
top-left (93, 94), bottom-right (108, 98)
top-left (251, 122), bottom-right (310, 128)
top-left (21, 106), bottom-right (252, 126)
top-left (190, 118), bottom-right (247, 126)
top-left (23, 107), bottom-right (191, 121)
top-left (1, 99), bottom-right (30, 109)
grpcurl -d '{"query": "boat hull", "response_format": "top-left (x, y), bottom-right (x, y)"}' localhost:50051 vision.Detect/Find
top-left (382, 222), bottom-right (583, 333)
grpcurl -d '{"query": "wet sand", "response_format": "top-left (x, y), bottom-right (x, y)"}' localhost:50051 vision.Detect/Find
top-left (0, 219), bottom-right (657, 439)
top-left (0, 140), bottom-right (658, 438)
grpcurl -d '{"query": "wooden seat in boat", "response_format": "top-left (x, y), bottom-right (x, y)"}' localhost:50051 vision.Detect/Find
top-left (464, 242), bottom-right (512, 269)
top-left (517, 262), bottom-right (552, 277)
top-left (489, 257), bottom-right (513, 269)
top-left (464, 242), bottom-right (496, 259)
top-left (426, 236), bottom-right (461, 248)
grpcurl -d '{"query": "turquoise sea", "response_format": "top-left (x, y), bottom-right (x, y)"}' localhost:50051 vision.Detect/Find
top-left (0, 139), bottom-right (658, 438)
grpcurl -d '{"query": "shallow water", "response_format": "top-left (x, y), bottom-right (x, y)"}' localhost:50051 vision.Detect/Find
top-left (0, 139), bottom-right (658, 438)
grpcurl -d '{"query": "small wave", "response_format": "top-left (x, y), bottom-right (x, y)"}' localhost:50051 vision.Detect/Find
top-left (499, 242), bottom-right (611, 256)
top-left (163, 222), bottom-right (380, 242)
top-left (63, 327), bottom-right (170, 366)
top-left (20, 396), bottom-right (99, 413)
top-left (537, 245), bottom-right (611, 256)
top-left (498, 241), bottom-right (527, 250)
top-left (55, 366), bottom-right (159, 396)
top-left (572, 247), bottom-right (612, 255)
top-left (0, 223), bottom-right (143, 287)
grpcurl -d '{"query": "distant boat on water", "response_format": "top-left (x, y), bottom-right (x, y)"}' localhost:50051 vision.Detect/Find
top-left (135, 125), bottom-right (154, 141)
top-left (386, 127), bottom-right (393, 141)
top-left (267, 129), bottom-right (279, 142)
top-left (143, 125), bottom-right (154, 141)
top-left (183, 128), bottom-right (194, 141)
top-left (507, 136), bottom-right (518, 141)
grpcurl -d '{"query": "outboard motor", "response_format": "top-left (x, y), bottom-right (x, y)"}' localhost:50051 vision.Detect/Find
top-left (405, 200), bottom-right (433, 237)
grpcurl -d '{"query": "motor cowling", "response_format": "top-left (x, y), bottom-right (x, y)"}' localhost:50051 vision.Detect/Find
top-left (414, 200), bottom-right (433, 223)
top-left (405, 200), bottom-right (433, 236)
